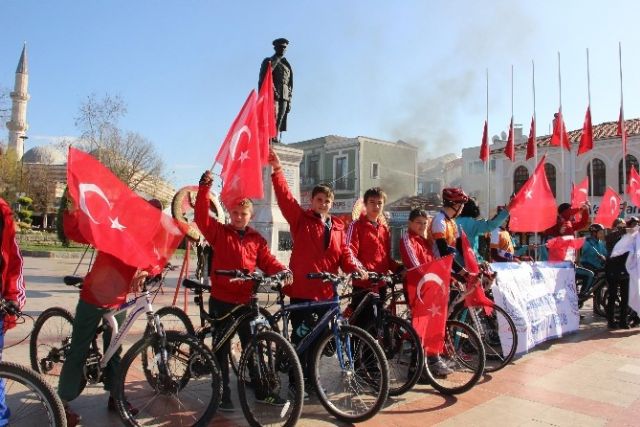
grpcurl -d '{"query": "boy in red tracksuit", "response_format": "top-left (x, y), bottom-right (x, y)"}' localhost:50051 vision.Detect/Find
top-left (268, 148), bottom-right (362, 386)
top-left (195, 171), bottom-right (292, 411)
top-left (0, 197), bottom-right (26, 425)
top-left (58, 196), bottom-right (156, 427)
top-left (400, 208), bottom-right (453, 377)
top-left (345, 187), bottom-right (401, 328)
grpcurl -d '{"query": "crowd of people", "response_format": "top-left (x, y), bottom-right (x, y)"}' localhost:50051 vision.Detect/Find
top-left (1, 146), bottom-right (638, 425)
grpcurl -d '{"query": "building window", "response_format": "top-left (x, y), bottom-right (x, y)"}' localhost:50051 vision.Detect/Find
top-left (513, 166), bottom-right (529, 193)
top-left (306, 155), bottom-right (319, 186)
top-left (335, 156), bottom-right (347, 190)
top-left (587, 158), bottom-right (606, 196)
top-left (544, 163), bottom-right (556, 197)
top-left (618, 155), bottom-right (639, 193)
top-left (371, 162), bottom-right (380, 179)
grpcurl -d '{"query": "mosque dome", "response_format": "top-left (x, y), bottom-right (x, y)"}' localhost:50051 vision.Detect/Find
top-left (22, 145), bottom-right (67, 165)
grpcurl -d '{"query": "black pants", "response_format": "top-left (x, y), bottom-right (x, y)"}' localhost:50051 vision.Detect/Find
top-left (209, 298), bottom-right (251, 401)
top-left (606, 269), bottom-right (629, 325)
top-left (290, 298), bottom-right (330, 382)
top-left (348, 289), bottom-right (379, 332)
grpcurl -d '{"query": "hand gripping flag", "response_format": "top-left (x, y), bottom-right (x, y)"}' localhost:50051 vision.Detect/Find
top-left (66, 148), bottom-right (186, 271)
top-left (214, 90), bottom-right (264, 207)
top-left (508, 155), bottom-right (557, 232)
top-left (408, 255), bottom-right (453, 355)
top-left (594, 187), bottom-right (621, 229)
top-left (571, 176), bottom-right (589, 208)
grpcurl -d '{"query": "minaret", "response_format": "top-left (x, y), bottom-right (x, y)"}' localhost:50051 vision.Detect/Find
top-left (6, 43), bottom-right (30, 160)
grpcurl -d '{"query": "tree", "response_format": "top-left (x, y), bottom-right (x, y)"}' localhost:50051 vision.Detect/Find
top-left (74, 94), bottom-right (165, 191)
top-left (0, 149), bottom-right (22, 205)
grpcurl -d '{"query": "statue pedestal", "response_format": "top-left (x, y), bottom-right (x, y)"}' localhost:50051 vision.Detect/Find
top-left (252, 143), bottom-right (303, 265)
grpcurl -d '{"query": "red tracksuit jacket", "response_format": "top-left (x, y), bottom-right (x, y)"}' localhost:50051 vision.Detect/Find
top-left (195, 185), bottom-right (286, 304)
top-left (346, 214), bottom-right (400, 289)
top-left (271, 170), bottom-right (358, 301)
top-left (1, 198), bottom-right (26, 331)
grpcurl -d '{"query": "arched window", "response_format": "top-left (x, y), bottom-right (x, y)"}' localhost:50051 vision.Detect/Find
top-left (544, 163), bottom-right (557, 197)
top-left (619, 155), bottom-right (639, 193)
top-left (513, 166), bottom-right (529, 194)
top-left (587, 158), bottom-right (606, 197)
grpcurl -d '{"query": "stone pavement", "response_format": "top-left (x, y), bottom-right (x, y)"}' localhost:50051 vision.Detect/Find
top-left (6, 256), bottom-right (640, 426)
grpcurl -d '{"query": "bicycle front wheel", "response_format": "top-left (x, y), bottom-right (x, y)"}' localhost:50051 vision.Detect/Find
top-left (423, 320), bottom-right (485, 395)
top-left (451, 304), bottom-right (517, 372)
top-left (29, 307), bottom-right (77, 390)
top-left (312, 324), bottom-right (390, 423)
top-left (115, 331), bottom-right (222, 426)
top-left (0, 361), bottom-right (66, 427)
top-left (237, 330), bottom-right (304, 427)
top-left (154, 306), bottom-right (195, 335)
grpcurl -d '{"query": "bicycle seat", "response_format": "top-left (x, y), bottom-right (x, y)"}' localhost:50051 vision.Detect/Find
top-left (63, 275), bottom-right (84, 287)
top-left (182, 278), bottom-right (211, 292)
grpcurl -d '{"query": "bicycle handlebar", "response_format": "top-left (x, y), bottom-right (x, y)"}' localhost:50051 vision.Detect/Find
top-left (0, 299), bottom-right (21, 317)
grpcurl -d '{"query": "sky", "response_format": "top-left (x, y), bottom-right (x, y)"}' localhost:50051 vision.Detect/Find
top-left (2, 0), bottom-right (640, 189)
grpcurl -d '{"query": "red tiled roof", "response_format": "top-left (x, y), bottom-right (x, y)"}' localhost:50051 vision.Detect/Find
top-left (490, 118), bottom-right (640, 155)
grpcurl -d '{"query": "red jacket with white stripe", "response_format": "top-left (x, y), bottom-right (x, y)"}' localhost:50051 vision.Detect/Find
top-left (1, 198), bottom-right (26, 331)
top-left (346, 214), bottom-right (401, 289)
top-left (271, 170), bottom-right (358, 301)
top-left (399, 229), bottom-right (434, 307)
top-left (195, 185), bottom-right (287, 304)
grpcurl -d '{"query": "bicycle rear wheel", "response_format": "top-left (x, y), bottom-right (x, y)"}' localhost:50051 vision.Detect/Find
top-left (372, 315), bottom-right (424, 396)
top-left (29, 307), bottom-right (78, 390)
top-left (451, 304), bottom-right (517, 372)
top-left (0, 361), bottom-right (66, 427)
top-left (115, 331), bottom-right (222, 426)
top-left (423, 320), bottom-right (485, 395)
top-left (237, 330), bottom-right (304, 427)
top-left (312, 324), bottom-right (390, 423)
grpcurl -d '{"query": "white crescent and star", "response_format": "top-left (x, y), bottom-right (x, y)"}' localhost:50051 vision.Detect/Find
top-left (427, 303), bottom-right (442, 318)
top-left (78, 182), bottom-right (127, 232)
top-left (229, 125), bottom-right (251, 161)
top-left (416, 272), bottom-right (445, 304)
top-left (609, 196), bottom-right (618, 213)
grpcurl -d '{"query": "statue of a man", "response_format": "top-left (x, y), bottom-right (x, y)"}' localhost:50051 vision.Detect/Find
top-left (259, 38), bottom-right (293, 140)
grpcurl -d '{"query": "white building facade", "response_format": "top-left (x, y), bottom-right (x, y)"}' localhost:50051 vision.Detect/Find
top-left (461, 119), bottom-right (640, 218)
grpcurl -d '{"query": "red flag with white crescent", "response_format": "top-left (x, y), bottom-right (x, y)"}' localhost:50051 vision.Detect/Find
top-left (571, 176), bottom-right (589, 208)
top-left (508, 155), bottom-right (557, 232)
top-left (593, 187), bottom-right (621, 229)
top-left (479, 120), bottom-right (489, 163)
top-left (505, 117), bottom-right (515, 161)
top-left (526, 115), bottom-right (536, 160)
top-left (66, 148), bottom-right (186, 271)
top-left (578, 106), bottom-right (593, 155)
top-left (257, 62), bottom-right (276, 164)
top-left (628, 166), bottom-right (640, 208)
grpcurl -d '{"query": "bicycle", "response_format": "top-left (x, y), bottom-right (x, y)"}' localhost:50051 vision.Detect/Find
top-left (343, 271), bottom-right (424, 396)
top-left (267, 271), bottom-right (390, 423)
top-left (447, 270), bottom-right (518, 373)
top-left (0, 300), bottom-right (66, 427)
top-left (575, 269), bottom-right (608, 316)
top-left (29, 266), bottom-right (222, 426)
top-left (180, 270), bottom-right (304, 427)
top-left (384, 273), bottom-right (486, 395)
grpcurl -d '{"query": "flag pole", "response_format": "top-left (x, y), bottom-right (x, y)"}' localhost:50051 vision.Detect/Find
top-left (558, 51), bottom-right (565, 202)
top-left (486, 68), bottom-right (490, 218)
top-left (620, 42), bottom-right (627, 201)
top-left (586, 48), bottom-right (594, 219)
top-left (532, 59), bottom-right (538, 260)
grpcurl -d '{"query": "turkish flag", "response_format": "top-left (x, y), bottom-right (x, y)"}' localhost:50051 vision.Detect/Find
top-left (479, 120), bottom-right (489, 163)
top-left (618, 106), bottom-right (628, 155)
top-left (256, 62), bottom-right (276, 164)
top-left (215, 90), bottom-right (264, 207)
top-left (546, 236), bottom-right (585, 262)
top-left (526, 115), bottom-right (536, 160)
top-left (460, 231), bottom-right (494, 315)
top-left (578, 106), bottom-right (593, 155)
top-left (409, 255), bottom-right (452, 355)
top-left (508, 155), bottom-right (557, 232)
top-left (594, 187), bottom-right (621, 229)
top-left (505, 117), bottom-right (515, 161)
top-left (550, 111), bottom-right (571, 151)
top-left (627, 166), bottom-right (640, 208)
top-left (66, 148), bottom-right (186, 272)
top-left (571, 176), bottom-right (589, 208)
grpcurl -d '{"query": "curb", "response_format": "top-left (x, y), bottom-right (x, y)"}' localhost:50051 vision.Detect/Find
top-left (22, 250), bottom-right (197, 263)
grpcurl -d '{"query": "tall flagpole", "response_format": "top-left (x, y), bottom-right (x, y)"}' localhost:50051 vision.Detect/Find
top-left (532, 59), bottom-right (538, 260)
top-left (558, 51), bottom-right (565, 202)
top-left (586, 48), bottom-right (594, 217)
top-left (486, 68), bottom-right (490, 218)
top-left (620, 42), bottom-right (627, 199)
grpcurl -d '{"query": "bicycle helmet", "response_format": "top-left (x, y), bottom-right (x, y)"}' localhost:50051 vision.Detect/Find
top-left (588, 223), bottom-right (604, 233)
top-left (442, 187), bottom-right (469, 207)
